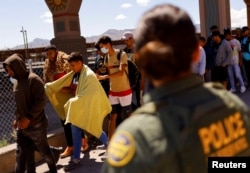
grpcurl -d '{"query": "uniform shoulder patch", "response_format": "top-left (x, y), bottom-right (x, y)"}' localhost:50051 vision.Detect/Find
top-left (107, 130), bottom-right (136, 167)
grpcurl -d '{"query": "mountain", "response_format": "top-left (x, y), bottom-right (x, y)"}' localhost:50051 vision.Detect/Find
top-left (29, 38), bottom-right (51, 48)
top-left (4, 29), bottom-right (134, 50)
top-left (7, 26), bottom-right (201, 50)
top-left (11, 38), bottom-right (50, 50)
top-left (84, 26), bottom-right (202, 42)
top-left (85, 29), bottom-right (135, 43)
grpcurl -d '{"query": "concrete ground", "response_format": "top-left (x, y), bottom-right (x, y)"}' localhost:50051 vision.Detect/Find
top-left (4, 86), bottom-right (250, 173)
top-left (36, 147), bottom-right (106, 173)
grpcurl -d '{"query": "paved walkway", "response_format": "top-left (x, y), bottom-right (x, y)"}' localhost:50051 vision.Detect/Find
top-left (36, 87), bottom-right (250, 173)
top-left (36, 147), bottom-right (106, 173)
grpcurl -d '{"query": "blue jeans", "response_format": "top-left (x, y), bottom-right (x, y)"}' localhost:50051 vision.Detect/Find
top-left (71, 124), bottom-right (108, 160)
top-left (227, 64), bottom-right (245, 89)
top-left (71, 125), bottom-right (83, 160)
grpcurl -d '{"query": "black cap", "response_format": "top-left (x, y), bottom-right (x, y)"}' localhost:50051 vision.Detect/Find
top-left (44, 44), bottom-right (57, 51)
top-left (223, 27), bottom-right (231, 35)
top-left (241, 26), bottom-right (249, 33)
top-left (211, 31), bottom-right (220, 37)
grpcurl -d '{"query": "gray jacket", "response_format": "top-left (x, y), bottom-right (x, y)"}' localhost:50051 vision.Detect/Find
top-left (214, 39), bottom-right (232, 66)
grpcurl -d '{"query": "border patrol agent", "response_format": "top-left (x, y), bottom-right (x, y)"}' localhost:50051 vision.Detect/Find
top-left (101, 3), bottom-right (250, 173)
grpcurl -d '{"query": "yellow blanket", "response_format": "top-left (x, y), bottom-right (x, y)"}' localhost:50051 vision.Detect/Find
top-left (44, 65), bottom-right (112, 138)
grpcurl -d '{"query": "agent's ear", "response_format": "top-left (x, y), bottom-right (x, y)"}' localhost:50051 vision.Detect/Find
top-left (192, 45), bottom-right (200, 63)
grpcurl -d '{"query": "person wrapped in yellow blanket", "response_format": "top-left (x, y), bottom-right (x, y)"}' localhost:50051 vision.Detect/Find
top-left (45, 52), bottom-right (112, 171)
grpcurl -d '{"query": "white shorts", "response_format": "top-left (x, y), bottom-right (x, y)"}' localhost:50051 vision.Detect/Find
top-left (109, 93), bottom-right (132, 106)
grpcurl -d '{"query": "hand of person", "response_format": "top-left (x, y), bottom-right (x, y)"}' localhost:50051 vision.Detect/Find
top-left (60, 87), bottom-right (72, 94)
top-left (140, 90), bottom-right (144, 105)
top-left (205, 69), bottom-right (208, 74)
top-left (95, 73), bottom-right (100, 79)
top-left (96, 74), bottom-right (108, 80)
top-left (239, 61), bottom-right (243, 67)
top-left (12, 119), bottom-right (17, 129)
top-left (18, 117), bottom-right (30, 129)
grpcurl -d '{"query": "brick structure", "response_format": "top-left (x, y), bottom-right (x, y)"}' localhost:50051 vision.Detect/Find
top-left (45, 0), bottom-right (88, 64)
top-left (199, 0), bottom-right (231, 38)
top-left (244, 0), bottom-right (250, 27)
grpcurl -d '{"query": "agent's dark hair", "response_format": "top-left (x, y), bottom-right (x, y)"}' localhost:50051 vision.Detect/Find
top-left (134, 4), bottom-right (198, 80)
top-left (68, 52), bottom-right (83, 63)
top-left (97, 35), bottom-right (112, 45)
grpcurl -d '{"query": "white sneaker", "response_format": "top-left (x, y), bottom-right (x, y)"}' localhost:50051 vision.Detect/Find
top-left (229, 88), bottom-right (236, 92)
top-left (103, 151), bottom-right (108, 158)
top-left (240, 86), bottom-right (246, 93)
top-left (96, 144), bottom-right (107, 150)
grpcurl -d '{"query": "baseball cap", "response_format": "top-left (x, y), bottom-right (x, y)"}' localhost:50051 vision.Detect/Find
top-left (122, 31), bottom-right (133, 40)
top-left (241, 26), bottom-right (249, 33)
top-left (223, 27), bottom-right (231, 35)
top-left (44, 44), bottom-right (57, 51)
top-left (211, 31), bottom-right (220, 37)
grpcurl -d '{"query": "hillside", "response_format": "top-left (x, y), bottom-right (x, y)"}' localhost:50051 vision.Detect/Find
top-left (9, 29), bottom-right (135, 50)
top-left (8, 25), bottom-right (200, 50)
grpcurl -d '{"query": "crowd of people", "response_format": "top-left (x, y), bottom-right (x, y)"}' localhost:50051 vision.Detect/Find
top-left (3, 2), bottom-right (250, 173)
top-left (198, 24), bottom-right (249, 94)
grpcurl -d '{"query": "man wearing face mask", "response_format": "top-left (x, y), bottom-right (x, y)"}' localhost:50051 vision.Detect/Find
top-left (96, 36), bottom-right (133, 141)
top-left (94, 42), bottom-right (110, 96)
top-left (3, 53), bottom-right (62, 173)
top-left (94, 42), bottom-right (110, 136)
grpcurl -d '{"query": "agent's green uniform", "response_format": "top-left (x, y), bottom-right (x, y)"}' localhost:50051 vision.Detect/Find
top-left (102, 76), bottom-right (250, 173)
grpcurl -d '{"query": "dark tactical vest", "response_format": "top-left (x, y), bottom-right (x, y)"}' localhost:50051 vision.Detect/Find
top-left (134, 82), bottom-right (250, 173)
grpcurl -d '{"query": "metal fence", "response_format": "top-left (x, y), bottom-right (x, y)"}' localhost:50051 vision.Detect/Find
top-left (0, 61), bottom-right (62, 146)
top-left (0, 44), bottom-right (126, 146)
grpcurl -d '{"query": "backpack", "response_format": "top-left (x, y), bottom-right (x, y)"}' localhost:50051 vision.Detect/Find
top-left (117, 50), bottom-right (140, 89)
top-left (95, 55), bottom-right (108, 75)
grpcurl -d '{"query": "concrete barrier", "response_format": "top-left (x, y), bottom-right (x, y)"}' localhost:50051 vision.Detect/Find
top-left (0, 127), bottom-right (66, 173)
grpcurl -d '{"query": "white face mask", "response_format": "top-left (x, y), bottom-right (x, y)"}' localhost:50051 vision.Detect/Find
top-left (10, 77), bottom-right (17, 85)
top-left (101, 47), bottom-right (109, 54)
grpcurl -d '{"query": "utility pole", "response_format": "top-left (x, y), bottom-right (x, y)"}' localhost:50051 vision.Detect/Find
top-left (20, 26), bottom-right (29, 59)
top-left (20, 27), bottom-right (32, 71)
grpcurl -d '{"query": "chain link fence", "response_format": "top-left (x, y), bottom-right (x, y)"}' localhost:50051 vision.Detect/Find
top-left (0, 61), bottom-right (62, 146)
top-left (0, 43), bottom-right (126, 147)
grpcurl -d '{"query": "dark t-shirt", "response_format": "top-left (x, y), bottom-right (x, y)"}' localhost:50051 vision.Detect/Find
top-left (94, 55), bottom-right (108, 75)
top-left (71, 73), bottom-right (80, 95)
top-left (203, 44), bottom-right (215, 70)
top-left (94, 55), bottom-right (110, 96)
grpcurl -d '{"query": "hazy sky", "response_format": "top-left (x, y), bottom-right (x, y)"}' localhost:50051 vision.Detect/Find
top-left (0, 0), bottom-right (247, 49)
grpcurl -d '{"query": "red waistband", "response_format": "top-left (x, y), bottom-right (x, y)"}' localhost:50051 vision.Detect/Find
top-left (109, 88), bottom-right (132, 96)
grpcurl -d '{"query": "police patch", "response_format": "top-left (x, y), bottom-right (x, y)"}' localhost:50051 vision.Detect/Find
top-left (107, 131), bottom-right (135, 167)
